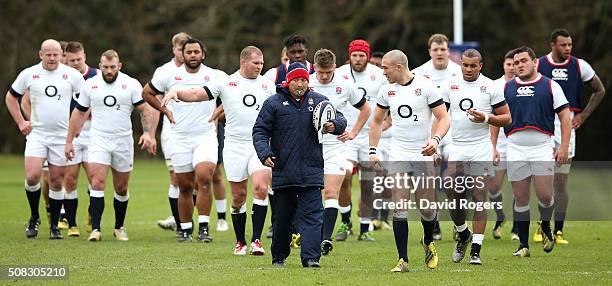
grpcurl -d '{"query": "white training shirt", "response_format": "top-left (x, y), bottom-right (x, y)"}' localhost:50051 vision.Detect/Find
top-left (77, 72), bottom-right (143, 137)
top-left (336, 63), bottom-right (387, 137)
top-left (150, 64), bottom-right (223, 137)
top-left (205, 71), bottom-right (275, 142)
top-left (309, 73), bottom-right (366, 145)
top-left (377, 75), bottom-right (444, 151)
top-left (441, 74), bottom-right (505, 145)
top-left (413, 59), bottom-right (461, 146)
top-left (10, 62), bottom-right (84, 142)
top-left (154, 59), bottom-right (181, 135)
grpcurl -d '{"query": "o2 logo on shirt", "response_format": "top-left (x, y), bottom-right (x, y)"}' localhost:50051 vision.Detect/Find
top-left (358, 87), bottom-right (368, 101)
top-left (516, 86), bottom-right (535, 97)
top-left (459, 98), bottom-right (474, 111)
top-left (45, 85), bottom-right (61, 100)
top-left (242, 94), bottom-right (260, 111)
top-left (397, 104), bottom-right (417, 121)
top-left (104, 95), bottom-right (121, 110)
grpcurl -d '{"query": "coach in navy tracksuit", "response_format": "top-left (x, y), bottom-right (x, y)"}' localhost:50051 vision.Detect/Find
top-left (253, 62), bottom-right (346, 268)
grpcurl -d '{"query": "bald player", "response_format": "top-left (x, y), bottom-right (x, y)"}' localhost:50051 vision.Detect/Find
top-left (6, 39), bottom-right (84, 239)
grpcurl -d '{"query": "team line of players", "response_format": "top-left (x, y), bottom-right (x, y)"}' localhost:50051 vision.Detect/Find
top-left (5, 29), bottom-right (604, 270)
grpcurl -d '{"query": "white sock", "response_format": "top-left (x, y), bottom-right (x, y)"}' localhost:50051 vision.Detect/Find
top-left (253, 199), bottom-right (268, 207)
top-left (180, 222), bottom-right (193, 230)
top-left (198, 215), bottom-right (210, 223)
top-left (90, 190), bottom-right (105, 198)
top-left (455, 223), bottom-right (468, 232)
top-left (339, 205), bottom-right (351, 214)
top-left (325, 199), bottom-right (339, 209)
top-left (114, 192), bottom-right (129, 202)
top-left (215, 199), bottom-right (227, 213)
top-left (168, 185), bottom-right (179, 199)
top-left (473, 234), bottom-right (485, 245)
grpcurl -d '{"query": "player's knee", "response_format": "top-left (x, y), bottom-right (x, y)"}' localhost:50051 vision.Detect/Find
top-left (114, 182), bottom-right (129, 194)
top-left (90, 175), bottom-right (105, 190)
top-left (63, 176), bottom-right (77, 191)
top-left (232, 190), bottom-right (247, 205)
top-left (253, 183), bottom-right (268, 199)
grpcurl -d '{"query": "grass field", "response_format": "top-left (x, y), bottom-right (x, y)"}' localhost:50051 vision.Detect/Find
top-left (1, 154), bottom-right (611, 285)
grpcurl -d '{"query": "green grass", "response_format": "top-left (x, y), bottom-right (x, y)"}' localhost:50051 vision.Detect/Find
top-left (1, 154), bottom-right (611, 285)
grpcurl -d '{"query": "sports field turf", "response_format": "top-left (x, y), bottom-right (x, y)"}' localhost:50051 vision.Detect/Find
top-left (1, 154), bottom-right (611, 285)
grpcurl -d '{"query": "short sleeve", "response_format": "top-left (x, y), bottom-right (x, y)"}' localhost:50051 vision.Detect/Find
top-left (578, 59), bottom-right (596, 82)
top-left (491, 82), bottom-right (506, 106)
top-left (205, 79), bottom-right (223, 100)
top-left (551, 80), bottom-right (569, 111)
top-left (71, 70), bottom-right (85, 96)
top-left (77, 83), bottom-right (91, 108)
top-left (263, 67), bottom-right (277, 82)
top-left (426, 82), bottom-right (443, 105)
top-left (347, 83), bottom-right (365, 107)
top-left (10, 69), bottom-right (30, 97)
top-left (131, 79), bottom-right (144, 104)
top-left (439, 81), bottom-right (450, 103)
top-left (376, 86), bottom-right (389, 108)
top-left (149, 67), bottom-right (169, 94)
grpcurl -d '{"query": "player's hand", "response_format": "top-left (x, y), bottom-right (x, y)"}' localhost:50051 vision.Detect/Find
top-left (337, 130), bottom-right (356, 142)
top-left (65, 141), bottom-right (75, 161)
top-left (209, 106), bottom-right (224, 123)
top-left (433, 153), bottom-right (442, 167)
top-left (421, 138), bottom-right (439, 156)
top-left (161, 91), bottom-right (179, 107)
top-left (492, 148), bottom-right (500, 166)
top-left (18, 121), bottom-right (33, 136)
top-left (467, 109), bottom-right (486, 123)
top-left (322, 122), bottom-right (335, 134)
top-left (162, 107), bottom-right (176, 124)
top-left (554, 145), bottom-right (569, 166)
top-left (369, 154), bottom-right (383, 170)
top-left (572, 113), bottom-right (585, 129)
top-left (138, 133), bottom-right (156, 155)
top-left (264, 156), bottom-right (276, 168)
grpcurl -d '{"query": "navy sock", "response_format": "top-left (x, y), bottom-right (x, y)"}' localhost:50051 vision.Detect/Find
top-left (360, 222), bottom-right (369, 234)
top-left (90, 196), bottom-right (104, 231)
top-left (49, 197), bottom-right (63, 228)
top-left (341, 207), bottom-right (351, 224)
top-left (393, 220), bottom-right (409, 261)
top-left (113, 198), bottom-right (128, 229)
top-left (515, 209), bottom-right (530, 248)
top-left (251, 204), bottom-right (267, 242)
top-left (25, 188), bottom-right (41, 220)
top-left (232, 212), bottom-right (247, 244)
top-left (322, 207), bottom-right (338, 241)
top-left (64, 198), bottom-right (78, 227)
top-left (421, 218), bottom-right (435, 245)
top-left (169, 197), bottom-right (181, 230)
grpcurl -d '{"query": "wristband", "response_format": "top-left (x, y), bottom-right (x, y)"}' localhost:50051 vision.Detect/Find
top-left (484, 113), bottom-right (490, 123)
top-left (432, 135), bottom-right (441, 144)
top-left (369, 147), bottom-right (377, 155)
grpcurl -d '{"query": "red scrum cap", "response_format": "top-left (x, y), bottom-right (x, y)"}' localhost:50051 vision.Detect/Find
top-left (348, 39), bottom-right (371, 61)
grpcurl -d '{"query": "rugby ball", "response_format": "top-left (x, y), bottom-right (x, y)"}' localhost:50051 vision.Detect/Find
top-left (312, 100), bottom-right (336, 132)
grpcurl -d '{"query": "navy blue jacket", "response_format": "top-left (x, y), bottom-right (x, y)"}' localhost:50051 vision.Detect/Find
top-left (253, 87), bottom-right (347, 189)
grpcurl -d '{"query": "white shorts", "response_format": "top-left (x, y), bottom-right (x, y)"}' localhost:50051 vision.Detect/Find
top-left (223, 140), bottom-right (269, 182)
top-left (378, 137), bottom-right (391, 162)
top-left (551, 130), bottom-right (574, 175)
top-left (494, 150), bottom-right (507, 171)
top-left (438, 136), bottom-right (453, 161)
top-left (388, 143), bottom-right (436, 177)
top-left (161, 122), bottom-right (173, 160)
top-left (24, 134), bottom-right (70, 167)
top-left (448, 142), bottom-right (495, 177)
top-left (88, 134), bottom-right (134, 172)
top-left (70, 136), bottom-right (89, 164)
top-left (345, 134), bottom-right (368, 163)
top-left (171, 133), bottom-right (218, 173)
top-left (323, 143), bottom-right (352, 176)
top-left (507, 142), bottom-right (554, 182)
